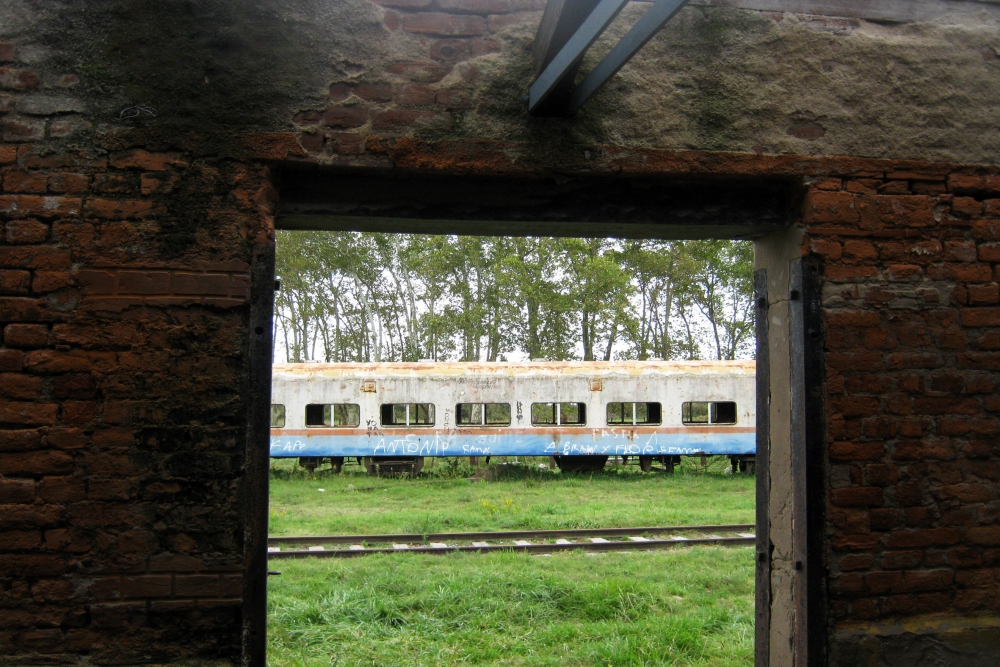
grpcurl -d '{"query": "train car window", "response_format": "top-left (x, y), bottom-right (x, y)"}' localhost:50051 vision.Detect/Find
top-left (712, 401), bottom-right (738, 424)
top-left (530, 402), bottom-right (586, 426)
top-left (270, 404), bottom-right (285, 428)
top-left (606, 402), bottom-right (662, 425)
top-left (381, 403), bottom-right (435, 427)
top-left (457, 403), bottom-right (511, 426)
top-left (305, 403), bottom-right (360, 427)
top-left (682, 401), bottom-right (737, 425)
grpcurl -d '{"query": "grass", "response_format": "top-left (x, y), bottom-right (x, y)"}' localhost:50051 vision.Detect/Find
top-left (268, 458), bottom-right (755, 666)
top-left (268, 457), bottom-right (755, 536)
top-left (268, 549), bottom-right (754, 667)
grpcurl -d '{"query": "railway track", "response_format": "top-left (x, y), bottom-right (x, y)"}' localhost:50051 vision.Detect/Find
top-left (267, 524), bottom-right (755, 558)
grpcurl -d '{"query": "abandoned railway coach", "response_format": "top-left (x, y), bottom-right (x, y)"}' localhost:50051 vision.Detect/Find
top-left (270, 361), bottom-right (755, 473)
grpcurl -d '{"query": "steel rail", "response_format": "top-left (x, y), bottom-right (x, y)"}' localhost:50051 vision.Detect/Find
top-left (268, 534), bottom-right (754, 559)
top-left (267, 523), bottom-right (754, 547)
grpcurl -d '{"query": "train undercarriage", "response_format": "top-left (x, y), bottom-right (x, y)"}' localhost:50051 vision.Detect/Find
top-left (295, 454), bottom-right (754, 475)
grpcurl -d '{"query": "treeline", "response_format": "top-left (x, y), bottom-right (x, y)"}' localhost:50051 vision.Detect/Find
top-left (274, 232), bottom-right (754, 363)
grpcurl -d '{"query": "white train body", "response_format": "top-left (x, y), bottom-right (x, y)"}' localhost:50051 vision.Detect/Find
top-left (269, 361), bottom-right (755, 460)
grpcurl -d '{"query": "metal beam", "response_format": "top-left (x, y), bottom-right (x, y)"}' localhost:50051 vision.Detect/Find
top-left (527, 0), bottom-right (630, 114)
top-left (568, 0), bottom-right (690, 114)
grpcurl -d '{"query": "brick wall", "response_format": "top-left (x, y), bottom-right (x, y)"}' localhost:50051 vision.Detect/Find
top-left (803, 169), bottom-right (1000, 625)
top-left (0, 39), bottom-right (275, 663)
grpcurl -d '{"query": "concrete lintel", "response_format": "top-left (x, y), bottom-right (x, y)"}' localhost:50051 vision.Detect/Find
top-left (675, 0), bottom-right (1000, 21)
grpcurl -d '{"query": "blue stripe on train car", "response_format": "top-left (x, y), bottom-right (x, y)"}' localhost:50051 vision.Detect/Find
top-left (269, 431), bottom-right (755, 458)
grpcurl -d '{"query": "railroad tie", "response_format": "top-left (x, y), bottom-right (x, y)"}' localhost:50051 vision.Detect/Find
top-left (349, 544), bottom-right (365, 551)
top-left (627, 536), bottom-right (650, 542)
top-left (555, 539), bottom-right (572, 545)
top-left (392, 543), bottom-right (409, 550)
top-left (472, 541), bottom-right (490, 547)
top-left (308, 546), bottom-right (325, 551)
top-left (514, 540), bottom-right (532, 546)
top-left (429, 542), bottom-right (448, 549)
top-left (738, 533), bottom-right (755, 538)
top-left (589, 537), bottom-right (609, 543)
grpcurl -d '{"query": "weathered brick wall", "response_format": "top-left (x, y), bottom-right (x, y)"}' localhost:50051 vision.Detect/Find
top-left (0, 38), bottom-right (275, 663)
top-left (3, 0), bottom-right (1000, 664)
top-left (802, 168), bottom-right (1000, 655)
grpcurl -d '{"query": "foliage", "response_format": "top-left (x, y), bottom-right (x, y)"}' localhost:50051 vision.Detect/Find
top-left (274, 233), bottom-right (755, 362)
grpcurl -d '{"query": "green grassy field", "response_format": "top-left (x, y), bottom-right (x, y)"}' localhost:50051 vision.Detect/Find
top-left (268, 458), bottom-right (755, 666)
top-left (268, 457), bottom-right (755, 536)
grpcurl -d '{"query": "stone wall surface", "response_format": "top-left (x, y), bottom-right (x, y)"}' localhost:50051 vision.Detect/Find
top-left (1, 0), bottom-right (999, 665)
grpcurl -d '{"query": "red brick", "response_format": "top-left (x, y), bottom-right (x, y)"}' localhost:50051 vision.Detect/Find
top-left (2, 117), bottom-right (45, 141)
top-left (24, 349), bottom-right (116, 374)
top-left (109, 150), bottom-right (187, 171)
top-left (83, 198), bottom-right (154, 219)
top-left (882, 550), bottom-right (923, 569)
top-left (75, 269), bottom-right (117, 295)
top-left (0, 401), bottom-right (58, 426)
top-left (0, 67), bottom-right (40, 90)
top-left (3, 170), bottom-right (47, 193)
top-left (0, 246), bottom-right (71, 270)
top-left (900, 569), bottom-right (954, 593)
top-left (321, 106), bottom-right (368, 129)
top-left (832, 395), bottom-right (881, 417)
top-left (966, 526), bottom-right (1000, 546)
top-left (0, 42), bottom-right (13, 62)
top-left (0, 450), bottom-right (74, 476)
top-left (949, 173), bottom-right (1000, 196)
top-left (0, 478), bottom-right (34, 502)
top-left (839, 554), bottom-right (874, 571)
top-left (175, 575), bottom-right (219, 597)
top-left (47, 172), bottom-right (89, 194)
top-left (5, 218), bottom-right (48, 244)
top-left (912, 397), bottom-right (980, 415)
top-left (968, 283), bottom-right (1000, 305)
top-left (0, 426), bottom-right (40, 453)
top-left (885, 527), bottom-right (962, 549)
top-left (149, 553), bottom-right (204, 572)
top-left (877, 181), bottom-right (910, 195)
top-left (0, 372), bottom-right (42, 399)
top-left (952, 196), bottom-right (983, 217)
top-left (940, 484), bottom-right (994, 503)
top-left (327, 82), bottom-right (352, 100)
top-left (1, 529), bottom-right (42, 549)
top-left (0, 269), bottom-right (30, 293)
top-left (45, 428), bottom-right (86, 450)
top-left (402, 13), bottom-right (486, 36)
top-left (170, 272), bottom-right (231, 296)
top-left (354, 83), bottom-right (393, 102)
top-left (122, 575), bottom-right (172, 599)
top-left (399, 84), bottom-right (435, 106)
top-left (805, 191), bottom-right (858, 224)
top-left (32, 270), bottom-right (70, 293)
top-left (37, 476), bottom-right (86, 502)
top-left (944, 240), bottom-right (978, 262)
top-left (117, 270), bottom-right (169, 295)
top-left (864, 570), bottom-right (902, 594)
top-left (220, 575), bottom-right (242, 597)
top-left (829, 441), bottom-right (885, 462)
top-left (831, 486), bottom-right (884, 507)
top-left (487, 13), bottom-right (522, 31)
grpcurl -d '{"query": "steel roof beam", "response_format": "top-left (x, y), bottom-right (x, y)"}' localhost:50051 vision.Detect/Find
top-left (568, 0), bottom-right (690, 114)
top-left (527, 0), bottom-right (630, 115)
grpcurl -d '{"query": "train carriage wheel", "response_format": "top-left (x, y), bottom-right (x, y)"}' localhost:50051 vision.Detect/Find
top-left (298, 457), bottom-right (322, 474)
top-left (638, 456), bottom-right (653, 472)
top-left (553, 455), bottom-right (609, 473)
top-left (330, 457), bottom-right (344, 474)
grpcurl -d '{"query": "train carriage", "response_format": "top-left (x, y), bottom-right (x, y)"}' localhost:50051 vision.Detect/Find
top-left (269, 360), bottom-right (755, 473)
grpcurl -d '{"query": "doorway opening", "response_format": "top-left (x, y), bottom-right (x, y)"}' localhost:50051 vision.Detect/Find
top-left (244, 166), bottom-right (825, 667)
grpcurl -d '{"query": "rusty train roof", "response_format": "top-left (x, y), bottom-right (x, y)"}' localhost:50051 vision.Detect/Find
top-left (273, 360), bottom-right (755, 378)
